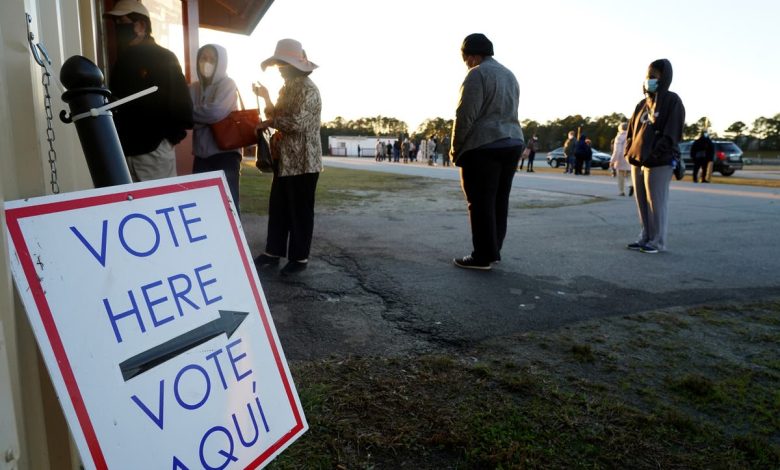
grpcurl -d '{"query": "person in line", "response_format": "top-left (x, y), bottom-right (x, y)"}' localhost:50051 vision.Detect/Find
top-left (417, 137), bottom-right (429, 165)
top-left (440, 135), bottom-right (451, 166)
top-left (375, 139), bottom-right (384, 161)
top-left (402, 137), bottom-right (410, 163)
top-left (252, 39), bottom-right (323, 275)
top-left (190, 44), bottom-right (242, 213)
top-left (563, 131), bottom-right (576, 174)
top-left (450, 33), bottom-right (524, 270)
top-left (690, 131), bottom-right (714, 183)
top-left (584, 138), bottom-right (593, 175)
top-left (105, 0), bottom-right (193, 182)
top-left (609, 122), bottom-right (633, 196)
top-left (429, 136), bottom-right (438, 165)
top-left (525, 135), bottom-right (538, 172)
top-left (625, 59), bottom-right (685, 254)
top-left (574, 134), bottom-right (591, 175)
top-left (518, 144), bottom-right (528, 170)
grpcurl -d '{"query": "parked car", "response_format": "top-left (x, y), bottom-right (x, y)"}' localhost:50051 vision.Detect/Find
top-left (546, 146), bottom-right (611, 170)
top-left (678, 140), bottom-right (743, 176)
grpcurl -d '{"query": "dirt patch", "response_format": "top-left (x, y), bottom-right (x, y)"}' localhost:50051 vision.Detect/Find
top-left (319, 177), bottom-right (602, 215)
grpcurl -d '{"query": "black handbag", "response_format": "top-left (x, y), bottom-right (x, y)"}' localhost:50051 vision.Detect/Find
top-left (255, 129), bottom-right (274, 173)
top-left (673, 151), bottom-right (686, 180)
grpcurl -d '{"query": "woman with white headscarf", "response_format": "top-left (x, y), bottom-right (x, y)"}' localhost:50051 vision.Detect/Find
top-left (190, 44), bottom-right (242, 212)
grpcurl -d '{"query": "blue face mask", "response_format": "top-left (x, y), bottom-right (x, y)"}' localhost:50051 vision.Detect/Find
top-left (645, 78), bottom-right (659, 93)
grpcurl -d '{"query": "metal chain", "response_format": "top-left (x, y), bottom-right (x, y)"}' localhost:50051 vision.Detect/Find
top-left (41, 69), bottom-right (59, 194)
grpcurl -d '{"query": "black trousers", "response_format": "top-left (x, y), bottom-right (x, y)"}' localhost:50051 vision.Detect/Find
top-left (266, 172), bottom-right (319, 261)
top-left (692, 158), bottom-right (708, 181)
top-left (193, 152), bottom-right (242, 214)
top-left (459, 146), bottom-right (522, 263)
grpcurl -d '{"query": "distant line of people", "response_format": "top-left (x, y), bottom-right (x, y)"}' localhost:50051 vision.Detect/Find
top-left (372, 136), bottom-right (451, 166)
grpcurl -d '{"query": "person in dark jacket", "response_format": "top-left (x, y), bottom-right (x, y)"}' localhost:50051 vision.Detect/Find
top-left (105, 0), bottom-right (193, 182)
top-left (523, 135), bottom-right (538, 172)
top-left (624, 59), bottom-right (685, 254)
top-left (689, 131), bottom-right (714, 183)
top-left (574, 135), bottom-right (591, 175)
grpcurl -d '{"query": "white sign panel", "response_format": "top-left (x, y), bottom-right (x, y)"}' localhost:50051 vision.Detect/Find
top-left (5, 173), bottom-right (307, 469)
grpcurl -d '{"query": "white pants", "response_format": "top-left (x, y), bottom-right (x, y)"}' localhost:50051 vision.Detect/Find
top-left (616, 169), bottom-right (630, 194)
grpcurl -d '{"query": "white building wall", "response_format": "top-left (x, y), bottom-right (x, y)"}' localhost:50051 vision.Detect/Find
top-left (328, 135), bottom-right (398, 157)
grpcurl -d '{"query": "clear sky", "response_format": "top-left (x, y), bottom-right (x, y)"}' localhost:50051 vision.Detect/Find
top-left (200, 0), bottom-right (780, 134)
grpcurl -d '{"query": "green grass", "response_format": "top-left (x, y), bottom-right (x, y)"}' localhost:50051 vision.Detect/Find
top-left (270, 353), bottom-right (779, 469)
top-left (262, 301), bottom-right (780, 469)
top-left (270, 301), bottom-right (780, 469)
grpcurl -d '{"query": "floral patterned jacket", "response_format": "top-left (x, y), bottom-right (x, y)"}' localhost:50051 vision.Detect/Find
top-left (272, 75), bottom-right (322, 177)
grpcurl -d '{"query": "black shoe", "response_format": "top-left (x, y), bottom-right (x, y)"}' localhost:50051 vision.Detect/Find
top-left (453, 255), bottom-right (491, 270)
top-left (254, 254), bottom-right (280, 267)
top-left (639, 245), bottom-right (659, 254)
top-left (628, 186), bottom-right (634, 197)
top-left (281, 260), bottom-right (308, 276)
top-left (626, 242), bottom-right (643, 251)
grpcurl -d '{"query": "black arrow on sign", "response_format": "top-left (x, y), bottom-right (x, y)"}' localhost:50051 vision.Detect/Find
top-left (119, 310), bottom-right (249, 381)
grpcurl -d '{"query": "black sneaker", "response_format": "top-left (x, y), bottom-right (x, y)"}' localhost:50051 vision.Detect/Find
top-left (254, 253), bottom-right (280, 267)
top-left (281, 260), bottom-right (308, 276)
top-left (626, 243), bottom-right (643, 251)
top-left (639, 245), bottom-right (659, 254)
top-left (453, 255), bottom-right (491, 270)
top-left (628, 186), bottom-right (634, 196)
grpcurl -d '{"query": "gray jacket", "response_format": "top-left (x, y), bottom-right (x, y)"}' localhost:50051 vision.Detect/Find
top-left (450, 57), bottom-right (524, 164)
top-left (190, 44), bottom-right (239, 158)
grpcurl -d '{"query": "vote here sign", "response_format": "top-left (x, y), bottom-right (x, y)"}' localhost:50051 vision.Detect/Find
top-left (4, 172), bottom-right (307, 469)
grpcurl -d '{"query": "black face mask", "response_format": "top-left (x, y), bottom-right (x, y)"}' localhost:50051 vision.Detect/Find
top-left (115, 23), bottom-right (137, 49)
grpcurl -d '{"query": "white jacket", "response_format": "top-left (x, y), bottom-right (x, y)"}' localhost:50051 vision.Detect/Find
top-left (610, 130), bottom-right (631, 171)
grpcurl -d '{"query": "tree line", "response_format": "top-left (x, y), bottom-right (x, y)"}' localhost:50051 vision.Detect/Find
top-left (321, 113), bottom-right (780, 153)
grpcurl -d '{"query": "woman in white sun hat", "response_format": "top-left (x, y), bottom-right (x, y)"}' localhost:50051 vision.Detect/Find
top-left (252, 39), bottom-right (322, 276)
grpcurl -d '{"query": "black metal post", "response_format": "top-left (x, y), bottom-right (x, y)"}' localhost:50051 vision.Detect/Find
top-left (60, 55), bottom-right (132, 187)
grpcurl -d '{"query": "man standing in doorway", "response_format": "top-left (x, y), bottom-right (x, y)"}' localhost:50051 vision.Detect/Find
top-left (105, 0), bottom-right (193, 182)
top-left (450, 33), bottom-right (524, 270)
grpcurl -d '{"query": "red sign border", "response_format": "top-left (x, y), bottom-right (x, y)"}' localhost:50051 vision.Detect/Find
top-left (5, 177), bottom-right (304, 469)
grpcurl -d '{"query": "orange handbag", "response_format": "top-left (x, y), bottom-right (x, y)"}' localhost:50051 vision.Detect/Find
top-left (210, 91), bottom-right (260, 150)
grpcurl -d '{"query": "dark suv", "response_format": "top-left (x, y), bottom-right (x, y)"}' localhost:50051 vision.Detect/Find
top-left (678, 140), bottom-right (744, 176)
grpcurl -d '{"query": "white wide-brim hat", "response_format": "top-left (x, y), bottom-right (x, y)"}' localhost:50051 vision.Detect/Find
top-left (261, 38), bottom-right (318, 72)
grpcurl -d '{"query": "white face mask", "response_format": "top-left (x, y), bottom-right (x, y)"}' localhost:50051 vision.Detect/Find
top-left (199, 62), bottom-right (215, 78)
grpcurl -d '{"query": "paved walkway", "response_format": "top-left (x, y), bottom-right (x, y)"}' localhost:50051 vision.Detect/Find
top-left (242, 158), bottom-right (780, 361)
